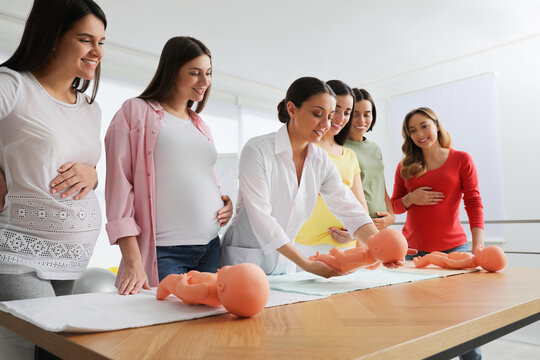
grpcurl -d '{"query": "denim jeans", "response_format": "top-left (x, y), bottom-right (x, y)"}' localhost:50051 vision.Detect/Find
top-left (406, 243), bottom-right (482, 360)
top-left (156, 236), bottom-right (220, 281)
top-left (405, 243), bottom-right (469, 260)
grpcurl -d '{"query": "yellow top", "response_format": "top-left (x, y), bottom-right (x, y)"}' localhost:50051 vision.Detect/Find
top-left (295, 146), bottom-right (360, 247)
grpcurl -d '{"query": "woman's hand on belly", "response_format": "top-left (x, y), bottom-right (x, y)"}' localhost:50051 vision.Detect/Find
top-left (217, 194), bottom-right (233, 226)
top-left (49, 162), bottom-right (98, 200)
top-left (405, 186), bottom-right (445, 207)
top-left (328, 227), bottom-right (353, 244)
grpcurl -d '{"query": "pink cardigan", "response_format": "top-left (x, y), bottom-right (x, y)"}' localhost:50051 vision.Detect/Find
top-left (104, 98), bottom-right (216, 286)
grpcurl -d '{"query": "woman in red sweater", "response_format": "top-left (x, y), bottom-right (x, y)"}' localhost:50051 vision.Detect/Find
top-left (391, 107), bottom-right (485, 360)
top-left (391, 107), bottom-right (485, 258)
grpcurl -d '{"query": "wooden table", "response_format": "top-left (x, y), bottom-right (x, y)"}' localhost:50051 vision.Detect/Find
top-left (1, 267), bottom-right (540, 360)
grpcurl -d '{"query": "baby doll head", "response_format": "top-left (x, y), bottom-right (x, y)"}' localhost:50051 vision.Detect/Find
top-left (367, 228), bottom-right (408, 263)
top-left (475, 246), bottom-right (506, 272)
top-left (216, 263), bottom-right (270, 317)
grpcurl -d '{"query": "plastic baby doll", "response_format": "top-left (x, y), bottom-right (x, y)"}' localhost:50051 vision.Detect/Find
top-left (413, 245), bottom-right (506, 272)
top-left (309, 228), bottom-right (414, 273)
top-left (156, 263), bottom-right (270, 317)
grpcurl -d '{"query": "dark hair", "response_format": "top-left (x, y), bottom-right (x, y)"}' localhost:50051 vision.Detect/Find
top-left (326, 80), bottom-right (355, 145)
top-left (277, 77), bottom-right (336, 124)
top-left (139, 36), bottom-right (212, 113)
top-left (1, 0), bottom-right (107, 104)
top-left (352, 88), bottom-right (377, 132)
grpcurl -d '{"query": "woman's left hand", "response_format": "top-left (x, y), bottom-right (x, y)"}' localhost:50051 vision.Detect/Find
top-left (372, 211), bottom-right (395, 230)
top-left (217, 195), bottom-right (233, 226)
top-left (50, 162), bottom-right (98, 200)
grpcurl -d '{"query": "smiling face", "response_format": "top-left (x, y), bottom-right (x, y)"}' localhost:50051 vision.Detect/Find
top-left (328, 94), bottom-right (354, 136)
top-left (173, 55), bottom-right (212, 103)
top-left (349, 99), bottom-right (373, 139)
top-left (287, 93), bottom-right (336, 143)
top-left (407, 112), bottom-right (440, 150)
top-left (51, 14), bottom-right (105, 81)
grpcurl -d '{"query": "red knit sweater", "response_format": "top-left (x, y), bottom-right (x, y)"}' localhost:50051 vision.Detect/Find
top-left (391, 149), bottom-right (484, 252)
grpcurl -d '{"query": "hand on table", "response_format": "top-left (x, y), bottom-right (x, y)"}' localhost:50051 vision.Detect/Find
top-left (117, 263), bottom-right (150, 295)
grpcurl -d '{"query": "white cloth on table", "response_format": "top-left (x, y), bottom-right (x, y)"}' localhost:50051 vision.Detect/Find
top-left (0, 288), bottom-right (326, 333)
top-left (268, 268), bottom-right (439, 296)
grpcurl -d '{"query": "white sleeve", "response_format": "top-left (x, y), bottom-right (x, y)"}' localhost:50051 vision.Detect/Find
top-left (0, 67), bottom-right (22, 120)
top-left (320, 157), bottom-right (373, 237)
top-left (238, 141), bottom-right (290, 254)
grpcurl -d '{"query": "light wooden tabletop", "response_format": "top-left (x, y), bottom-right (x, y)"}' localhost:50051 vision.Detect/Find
top-left (1, 267), bottom-right (540, 360)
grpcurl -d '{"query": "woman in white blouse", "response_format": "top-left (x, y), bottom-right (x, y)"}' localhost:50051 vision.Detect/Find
top-left (221, 77), bottom-right (379, 277)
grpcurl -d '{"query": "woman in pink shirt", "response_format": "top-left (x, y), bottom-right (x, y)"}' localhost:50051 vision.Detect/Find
top-left (105, 37), bottom-right (233, 295)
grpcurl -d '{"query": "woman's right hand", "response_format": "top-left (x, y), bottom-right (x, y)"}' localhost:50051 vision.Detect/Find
top-left (406, 186), bottom-right (444, 206)
top-left (117, 263), bottom-right (150, 295)
top-left (303, 259), bottom-right (342, 278)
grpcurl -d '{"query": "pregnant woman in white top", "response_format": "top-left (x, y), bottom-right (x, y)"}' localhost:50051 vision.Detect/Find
top-left (221, 77), bottom-right (381, 277)
top-left (0, 0), bottom-right (106, 300)
top-left (105, 37), bottom-right (233, 295)
top-left (0, 1), bottom-right (107, 358)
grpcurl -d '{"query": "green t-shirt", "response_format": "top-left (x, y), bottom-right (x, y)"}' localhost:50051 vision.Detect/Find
top-left (344, 138), bottom-right (387, 217)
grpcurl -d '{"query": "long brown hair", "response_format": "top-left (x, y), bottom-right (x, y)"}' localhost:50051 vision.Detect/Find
top-left (400, 107), bottom-right (452, 179)
top-left (2, 0), bottom-right (107, 104)
top-left (139, 36), bottom-right (211, 113)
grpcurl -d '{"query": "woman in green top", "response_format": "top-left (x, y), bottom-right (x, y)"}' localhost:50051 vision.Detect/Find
top-left (344, 88), bottom-right (395, 231)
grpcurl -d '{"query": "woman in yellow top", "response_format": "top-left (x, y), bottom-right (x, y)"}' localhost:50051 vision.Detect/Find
top-left (295, 80), bottom-right (369, 258)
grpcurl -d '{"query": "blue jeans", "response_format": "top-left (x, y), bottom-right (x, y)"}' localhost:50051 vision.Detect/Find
top-left (406, 243), bottom-right (482, 360)
top-left (405, 243), bottom-right (469, 260)
top-left (156, 236), bottom-right (220, 281)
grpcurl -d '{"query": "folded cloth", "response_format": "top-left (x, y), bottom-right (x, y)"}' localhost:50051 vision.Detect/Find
top-left (0, 289), bottom-right (326, 333)
top-left (268, 268), bottom-right (439, 296)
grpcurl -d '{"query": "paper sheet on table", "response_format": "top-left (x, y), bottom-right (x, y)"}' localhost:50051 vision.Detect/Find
top-left (268, 268), bottom-right (439, 296)
top-left (0, 289), bottom-right (326, 333)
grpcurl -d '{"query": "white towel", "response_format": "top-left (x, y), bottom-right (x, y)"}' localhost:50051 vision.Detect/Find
top-left (0, 289), bottom-right (325, 333)
top-left (268, 268), bottom-right (439, 296)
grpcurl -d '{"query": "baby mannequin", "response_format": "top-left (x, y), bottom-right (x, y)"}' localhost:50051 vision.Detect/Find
top-left (156, 263), bottom-right (270, 317)
top-left (413, 245), bottom-right (506, 272)
top-left (309, 228), bottom-right (413, 273)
